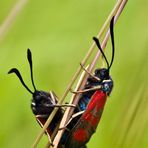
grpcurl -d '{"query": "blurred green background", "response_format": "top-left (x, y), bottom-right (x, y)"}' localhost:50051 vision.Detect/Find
top-left (0, 0), bottom-right (148, 147)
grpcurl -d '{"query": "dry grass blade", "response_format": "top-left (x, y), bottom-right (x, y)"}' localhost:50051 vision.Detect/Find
top-left (0, 0), bottom-right (28, 41)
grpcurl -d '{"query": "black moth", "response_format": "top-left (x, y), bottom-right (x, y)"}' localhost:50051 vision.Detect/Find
top-left (8, 49), bottom-right (64, 138)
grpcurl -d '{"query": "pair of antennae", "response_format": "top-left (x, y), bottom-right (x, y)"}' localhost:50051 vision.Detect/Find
top-left (93, 16), bottom-right (115, 71)
top-left (8, 17), bottom-right (114, 93)
top-left (8, 49), bottom-right (37, 94)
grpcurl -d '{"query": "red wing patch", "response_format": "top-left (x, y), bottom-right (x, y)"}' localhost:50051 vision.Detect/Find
top-left (73, 128), bottom-right (88, 142)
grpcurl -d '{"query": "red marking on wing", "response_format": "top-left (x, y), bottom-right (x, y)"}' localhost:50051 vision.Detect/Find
top-left (91, 116), bottom-right (100, 126)
top-left (73, 129), bottom-right (88, 142)
top-left (84, 113), bottom-right (92, 122)
top-left (67, 90), bottom-right (108, 147)
top-left (84, 113), bottom-right (100, 126)
top-left (68, 90), bottom-right (107, 147)
top-left (82, 90), bottom-right (107, 127)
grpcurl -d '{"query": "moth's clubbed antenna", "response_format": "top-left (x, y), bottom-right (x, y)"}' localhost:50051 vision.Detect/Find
top-left (93, 16), bottom-right (115, 71)
top-left (109, 16), bottom-right (115, 70)
top-left (8, 68), bottom-right (33, 94)
top-left (8, 49), bottom-right (37, 94)
top-left (93, 37), bottom-right (110, 69)
top-left (27, 49), bottom-right (37, 91)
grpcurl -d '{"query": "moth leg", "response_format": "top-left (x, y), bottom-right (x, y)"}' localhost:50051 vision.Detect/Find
top-left (49, 91), bottom-right (59, 104)
top-left (44, 104), bottom-right (76, 108)
top-left (36, 114), bottom-right (49, 118)
top-left (59, 111), bottom-right (84, 130)
top-left (36, 114), bottom-right (53, 146)
top-left (70, 85), bottom-right (102, 94)
top-left (49, 91), bottom-right (76, 108)
top-left (80, 63), bottom-right (100, 81)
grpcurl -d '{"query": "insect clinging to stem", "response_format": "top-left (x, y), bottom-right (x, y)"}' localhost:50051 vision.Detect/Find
top-left (8, 49), bottom-right (75, 141)
top-left (64, 16), bottom-right (115, 148)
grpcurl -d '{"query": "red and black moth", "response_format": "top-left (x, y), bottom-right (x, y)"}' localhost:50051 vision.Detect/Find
top-left (64, 17), bottom-right (115, 148)
top-left (8, 49), bottom-right (74, 141)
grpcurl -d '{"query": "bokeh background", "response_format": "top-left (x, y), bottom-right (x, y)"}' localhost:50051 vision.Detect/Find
top-left (0, 0), bottom-right (148, 147)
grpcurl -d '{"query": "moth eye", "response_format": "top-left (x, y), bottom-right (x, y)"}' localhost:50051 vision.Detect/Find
top-left (104, 83), bottom-right (109, 91)
top-left (102, 83), bottom-right (110, 93)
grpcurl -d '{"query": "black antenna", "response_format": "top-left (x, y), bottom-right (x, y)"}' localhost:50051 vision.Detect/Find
top-left (8, 68), bottom-right (33, 94)
top-left (93, 37), bottom-right (110, 69)
top-left (109, 16), bottom-right (115, 69)
top-left (93, 16), bottom-right (115, 71)
top-left (27, 49), bottom-right (37, 91)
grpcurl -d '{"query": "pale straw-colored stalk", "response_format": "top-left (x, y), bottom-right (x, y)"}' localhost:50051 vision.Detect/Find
top-left (0, 0), bottom-right (28, 41)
